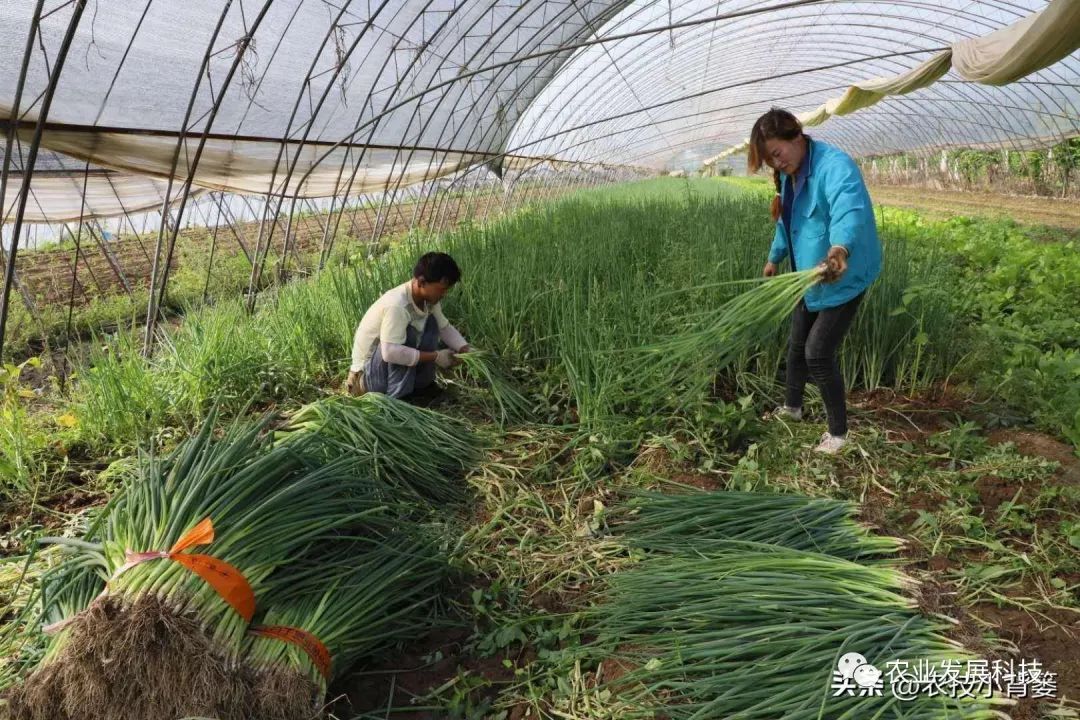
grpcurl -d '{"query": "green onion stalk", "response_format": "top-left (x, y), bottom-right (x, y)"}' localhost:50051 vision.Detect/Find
top-left (243, 531), bottom-right (448, 706)
top-left (454, 351), bottom-right (534, 427)
top-left (575, 549), bottom-right (1007, 719)
top-left (276, 394), bottom-right (481, 505)
top-left (628, 269), bottom-right (821, 410)
top-left (614, 490), bottom-right (903, 562)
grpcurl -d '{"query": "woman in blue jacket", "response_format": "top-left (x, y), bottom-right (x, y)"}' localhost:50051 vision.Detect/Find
top-left (748, 108), bottom-right (882, 454)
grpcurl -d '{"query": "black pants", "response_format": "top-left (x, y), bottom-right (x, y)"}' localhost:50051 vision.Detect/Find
top-left (784, 292), bottom-right (864, 436)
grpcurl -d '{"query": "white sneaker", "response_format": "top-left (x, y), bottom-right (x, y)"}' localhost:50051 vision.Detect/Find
top-left (769, 405), bottom-right (803, 421)
top-left (814, 432), bottom-right (848, 454)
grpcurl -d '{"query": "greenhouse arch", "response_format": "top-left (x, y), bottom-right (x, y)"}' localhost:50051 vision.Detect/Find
top-left (3, 3), bottom-right (1080, 718)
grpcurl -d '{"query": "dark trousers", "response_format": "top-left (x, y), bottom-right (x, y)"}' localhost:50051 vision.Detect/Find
top-left (785, 292), bottom-right (864, 436)
top-left (364, 316), bottom-right (440, 398)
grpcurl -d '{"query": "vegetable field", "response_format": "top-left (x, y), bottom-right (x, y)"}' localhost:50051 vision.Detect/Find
top-left (1, 178), bottom-right (1078, 720)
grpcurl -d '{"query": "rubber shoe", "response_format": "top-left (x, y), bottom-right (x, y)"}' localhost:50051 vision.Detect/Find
top-left (814, 432), bottom-right (848, 454)
top-left (769, 405), bottom-right (803, 421)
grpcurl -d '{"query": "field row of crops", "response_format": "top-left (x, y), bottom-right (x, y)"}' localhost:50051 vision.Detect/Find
top-left (1, 178), bottom-right (1077, 719)
top-left (0, 181), bottom-right (588, 363)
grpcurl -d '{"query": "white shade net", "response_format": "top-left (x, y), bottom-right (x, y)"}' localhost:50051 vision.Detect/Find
top-left (509, 0), bottom-right (1080, 170)
top-left (0, 0), bottom-right (628, 221)
top-left (0, 0), bottom-right (1078, 222)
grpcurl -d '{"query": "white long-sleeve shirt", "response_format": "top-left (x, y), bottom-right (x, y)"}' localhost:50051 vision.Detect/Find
top-left (350, 281), bottom-right (467, 372)
top-left (379, 325), bottom-right (467, 365)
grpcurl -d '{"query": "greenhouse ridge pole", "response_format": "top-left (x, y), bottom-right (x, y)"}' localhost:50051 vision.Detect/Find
top-left (142, 0), bottom-right (235, 356)
top-left (0, 0), bottom-right (47, 362)
top-left (287, 0), bottom-right (833, 202)
top-left (152, 0), bottom-right (278, 330)
top-left (0, 0), bottom-right (44, 247)
top-left (59, 165), bottom-right (94, 390)
top-left (0, 0), bottom-right (86, 361)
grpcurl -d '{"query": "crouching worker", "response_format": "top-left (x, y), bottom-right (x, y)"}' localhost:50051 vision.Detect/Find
top-left (345, 252), bottom-right (470, 399)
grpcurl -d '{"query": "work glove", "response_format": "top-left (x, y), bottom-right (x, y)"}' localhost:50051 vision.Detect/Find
top-left (435, 348), bottom-right (457, 369)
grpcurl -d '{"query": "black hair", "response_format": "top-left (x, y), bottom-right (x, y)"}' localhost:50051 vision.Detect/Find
top-left (748, 108), bottom-right (805, 222)
top-left (413, 252), bottom-right (462, 285)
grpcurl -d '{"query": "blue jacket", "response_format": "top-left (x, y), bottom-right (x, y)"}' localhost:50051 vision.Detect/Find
top-left (769, 139), bottom-right (881, 311)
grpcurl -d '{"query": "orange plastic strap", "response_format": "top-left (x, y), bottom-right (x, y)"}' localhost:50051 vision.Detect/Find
top-left (170, 553), bottom-right (256, 622)
top-left (170, 517), bottom-right (214, 553)
top-left (112, 517), bottom-right (256, 622)
top-left (250, 625), bottom-right (333, 680)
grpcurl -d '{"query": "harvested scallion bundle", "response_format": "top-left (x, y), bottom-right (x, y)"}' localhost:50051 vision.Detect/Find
top-left (632, 269), bottom-right (820, 406)
top-left (243, 531), bottom-right (448, 718)
top-left (616, 490), bottom-right (902, 562)
top-left (277, 394), bottom-right (480, 505)
top-left (577, 549), bottom-right (1004, 719)
top-left (559, 491), bottom-right (1004, 719)
top-left (7, 410), bottom-right (391, 720)
top-left (455, 351), bottom-right (534, 426)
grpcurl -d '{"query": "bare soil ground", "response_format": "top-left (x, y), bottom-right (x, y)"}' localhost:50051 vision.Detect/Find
top-left (869, 185), bottom-right (1080, 235)
top-left (853, 388), bottom-right (1080, 717)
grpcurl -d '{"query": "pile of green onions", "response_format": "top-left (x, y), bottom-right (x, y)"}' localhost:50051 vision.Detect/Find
top-left (615, 490), bottom-right (902, 562)
top-left (276, 394), bottom-right (481, 505)
top-left (454, 351), bottom-right (534, 427)
top-left (579, 550), bottom-right (1005, 719)
top-left (243, 531), bottom-right (448, 701)
top-left (565, 491), bottom-right (1007, 719)
top-left (5, 408), bottom-right (416, 716)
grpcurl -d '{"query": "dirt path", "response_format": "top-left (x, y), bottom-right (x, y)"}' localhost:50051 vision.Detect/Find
top-left (869, 185), bottom-right (1080, 234)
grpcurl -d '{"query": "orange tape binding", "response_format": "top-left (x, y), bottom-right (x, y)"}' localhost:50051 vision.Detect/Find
top-left (113, 518), bottom-right (256, 622)
top-left (250, 625), bottom-right (333, 680)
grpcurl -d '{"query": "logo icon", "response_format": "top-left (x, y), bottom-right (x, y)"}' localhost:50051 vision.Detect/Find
top-left (832, 652), bottom-right (884, 696)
